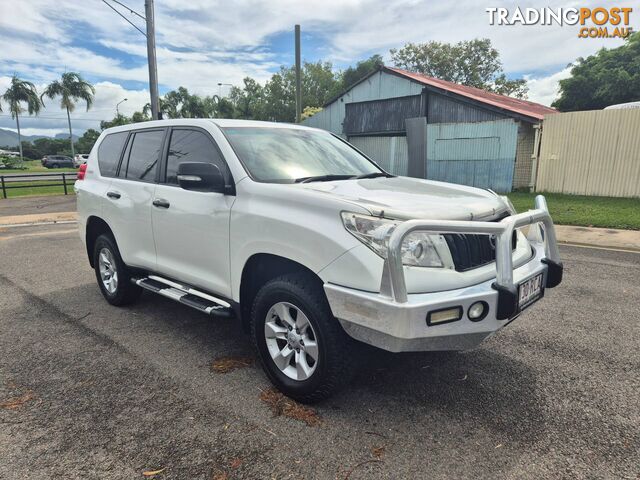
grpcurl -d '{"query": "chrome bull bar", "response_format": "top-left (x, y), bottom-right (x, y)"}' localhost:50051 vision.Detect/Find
top-left (380, 195), bottom-right (562, 305)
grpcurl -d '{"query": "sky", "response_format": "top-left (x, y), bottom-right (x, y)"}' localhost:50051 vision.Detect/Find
top-left (0, 0), bottom-right (637, 137)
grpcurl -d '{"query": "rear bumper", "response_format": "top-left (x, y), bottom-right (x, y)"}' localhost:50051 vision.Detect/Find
top-left (324, 195), bottom-right (563, 352)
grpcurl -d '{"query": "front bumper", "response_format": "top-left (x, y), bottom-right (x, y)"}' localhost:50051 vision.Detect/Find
top-left (324, 195), bottom-right (563, 352)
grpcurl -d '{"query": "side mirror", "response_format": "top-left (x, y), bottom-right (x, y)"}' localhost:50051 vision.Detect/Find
top-left (177, 162), bottom-right (226, 193)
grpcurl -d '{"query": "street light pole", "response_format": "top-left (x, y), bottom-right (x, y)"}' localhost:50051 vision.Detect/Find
top-left (145, 0), bottom-right (160, 120)
top-left (295, 24), bottom-right (302, 123)
top-left (116, 98), bottom-right (128, 116)
top-left (217, 82), bottom-right (232, 97)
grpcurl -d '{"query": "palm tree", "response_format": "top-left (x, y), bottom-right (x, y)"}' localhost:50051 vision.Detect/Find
top-left (41, 72), bottom-right (95, 158)
top-left (1, 76), bottom-right (42, 166)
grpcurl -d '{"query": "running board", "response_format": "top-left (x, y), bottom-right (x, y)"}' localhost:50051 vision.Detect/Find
top-left (133, 276), bottom-right (233, 317)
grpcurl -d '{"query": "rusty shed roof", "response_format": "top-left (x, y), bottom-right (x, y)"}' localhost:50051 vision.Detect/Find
top-left (385, 67), bottom-right (556, 121)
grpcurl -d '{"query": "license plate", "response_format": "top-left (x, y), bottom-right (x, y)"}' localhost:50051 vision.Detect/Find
top-left (518, 273), bottom-right (544, 310)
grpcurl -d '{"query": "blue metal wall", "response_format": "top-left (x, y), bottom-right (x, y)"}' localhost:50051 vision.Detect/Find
top-left (426, 119), bottom-right (518, 192)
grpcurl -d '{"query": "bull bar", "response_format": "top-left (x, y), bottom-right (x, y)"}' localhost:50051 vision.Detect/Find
top-left (379, 195), bottom-right (563, 319)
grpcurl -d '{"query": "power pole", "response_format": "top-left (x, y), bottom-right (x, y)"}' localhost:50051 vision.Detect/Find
top-left (145, 0), bottom-right (160, 120)
top-left (295, 24), bottom-right (302, 123)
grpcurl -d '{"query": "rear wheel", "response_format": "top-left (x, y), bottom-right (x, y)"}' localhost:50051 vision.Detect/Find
top-left (93, 234), bottom-right (142, 306)
top-left (251, 273), bottom-right (359, 403)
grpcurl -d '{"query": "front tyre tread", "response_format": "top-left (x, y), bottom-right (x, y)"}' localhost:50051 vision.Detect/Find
top-left (251, 272), bottom-right (358, 404)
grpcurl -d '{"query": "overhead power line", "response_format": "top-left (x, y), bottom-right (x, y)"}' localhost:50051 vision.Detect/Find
top-left (108, 0), bottom-right (146, 20)
top-left (100, 0), bottom-right (161, 120)
top-left (0, 114), bottom-right (109, 121)
top-left (101, 0), bottom-right (146, 37)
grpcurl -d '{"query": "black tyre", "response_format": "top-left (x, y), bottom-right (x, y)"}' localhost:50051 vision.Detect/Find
top-left (251, 272), bottom-right (358, 403)
top-left (93, 233), bottom-right (142, 306)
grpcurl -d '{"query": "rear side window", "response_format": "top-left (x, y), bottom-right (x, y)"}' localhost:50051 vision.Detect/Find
top-left (97, 132), bottom-right (128, 177)
top-left (165, 129), bottom-right (229, 184)
top-left (122, 130), bottom-right (164, 182)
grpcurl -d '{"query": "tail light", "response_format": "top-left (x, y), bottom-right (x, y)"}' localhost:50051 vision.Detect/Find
top-left (77, 163), bottom-right (88, 180)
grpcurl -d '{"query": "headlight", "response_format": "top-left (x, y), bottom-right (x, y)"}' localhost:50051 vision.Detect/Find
top-left (400, 232), bottom-right (444, 267)
top-left (341, 212), bottom-right (444, 267)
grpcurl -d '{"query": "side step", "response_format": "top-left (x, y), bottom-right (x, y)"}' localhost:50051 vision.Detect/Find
top-left (133, 276), bottom-right (233, 318)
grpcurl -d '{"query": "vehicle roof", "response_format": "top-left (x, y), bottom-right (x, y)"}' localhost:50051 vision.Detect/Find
top-left (101, 118), bottom-right (319, 135)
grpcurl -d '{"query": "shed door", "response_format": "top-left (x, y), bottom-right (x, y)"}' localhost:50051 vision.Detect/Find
top-left (426, 119), bottom-right (518, 192)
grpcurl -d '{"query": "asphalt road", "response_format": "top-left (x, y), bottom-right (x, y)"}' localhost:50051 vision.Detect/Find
top-left (0, 223), bottom-right (638, 479)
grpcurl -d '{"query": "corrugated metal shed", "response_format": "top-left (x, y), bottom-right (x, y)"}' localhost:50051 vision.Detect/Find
top-left (386, 67), bottom-right (556, 121)
top-left (344, 95), bottom-right (422, 135)
top-left (349, 136), bottom-right (408, 175)
top-left (426, 119), bottom-right (518, 192)
top-left (428, 93), bottom-right (506, 124)
top-left (303, 70), bottom-right (423, 136)
top-left (536, 109), bottom-right (640, 197)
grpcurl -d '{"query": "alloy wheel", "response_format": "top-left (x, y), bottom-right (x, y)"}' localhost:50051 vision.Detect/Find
top-left (98, 247), bottom-right (118, 294)
top-left (264, 301), bottom-right (319, 381)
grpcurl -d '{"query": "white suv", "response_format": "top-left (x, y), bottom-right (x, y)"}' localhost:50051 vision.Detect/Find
top-left (76, 119), bottom-right (563, 402)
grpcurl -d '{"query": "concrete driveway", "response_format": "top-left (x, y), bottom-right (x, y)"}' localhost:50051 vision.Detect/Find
top-left (0, 223), bottom-right (638, 479)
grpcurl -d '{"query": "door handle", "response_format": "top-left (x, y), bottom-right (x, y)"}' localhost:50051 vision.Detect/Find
top-left (152, 199), bottom-right (170, 209)
top-left (106, 191), bottom-right (121, 199)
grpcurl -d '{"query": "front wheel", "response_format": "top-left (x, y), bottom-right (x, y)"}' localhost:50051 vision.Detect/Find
top-left (251, 273), bottom-right (359, 403)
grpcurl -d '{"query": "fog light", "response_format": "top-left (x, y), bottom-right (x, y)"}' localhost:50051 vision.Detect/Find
top-left (468, 301), bottom-right (488, 321)
top-left (427, 306), bottom-right (462, 326)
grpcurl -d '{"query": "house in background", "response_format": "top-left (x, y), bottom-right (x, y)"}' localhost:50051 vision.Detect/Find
top-left (303, 66), bottom-right (556, 192)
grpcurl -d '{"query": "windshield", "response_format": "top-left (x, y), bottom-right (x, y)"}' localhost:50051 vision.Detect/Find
top-left (221, 127), bottom-right (382, 183)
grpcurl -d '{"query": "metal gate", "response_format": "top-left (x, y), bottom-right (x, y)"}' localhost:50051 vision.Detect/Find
top-left (426, 119), bottom-right (518, 192)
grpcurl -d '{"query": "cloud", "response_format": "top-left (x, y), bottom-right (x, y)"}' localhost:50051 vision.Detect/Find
top-left (0, 76), bottom-right (150, 136)
top-left (1, 0), bottom-right (637, 133)
top-left (526, 67), bottom-right (573, 106)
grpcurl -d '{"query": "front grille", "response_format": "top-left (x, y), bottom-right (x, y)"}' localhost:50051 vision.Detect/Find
top-left (443, 215), bottom-right (517, 272)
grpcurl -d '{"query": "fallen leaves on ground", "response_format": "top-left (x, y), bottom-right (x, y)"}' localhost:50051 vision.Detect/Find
top-left (142, 467), bottom-right (165, 476)
top-left (229, 458), bottom-right (242, 469)
top-left (259, 388), bottom-right (321, 426)
top-left (371, 445), bottom-right (385, 459)
top-left (210, 356), bottom-right (254, 374)
top-left (0, 391), bottom-right (35, 410)
top-left (211, 471), bottom-right (228, 480)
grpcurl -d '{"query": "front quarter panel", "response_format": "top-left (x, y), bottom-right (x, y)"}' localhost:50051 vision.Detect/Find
top-left (229, 180), bottom-right (369, 301)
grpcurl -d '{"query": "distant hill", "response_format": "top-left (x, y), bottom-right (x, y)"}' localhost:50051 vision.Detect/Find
top-left (0, 128), bottom-right (79, 148)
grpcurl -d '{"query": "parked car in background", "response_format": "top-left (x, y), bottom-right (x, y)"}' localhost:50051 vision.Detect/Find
top-left (76, 119), bottom-right (563, 402)
top-left (42, 155), bottom-right (74, 168)
top-left (74, 154), bottom-right (89, 167)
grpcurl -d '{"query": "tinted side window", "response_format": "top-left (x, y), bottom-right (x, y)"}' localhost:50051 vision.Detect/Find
top-left (123, 130), bottom-right (164, 182)
top-left (166, 129), bottom-right (228, 185)
top-left (97, 132), bottom-right (128, 177)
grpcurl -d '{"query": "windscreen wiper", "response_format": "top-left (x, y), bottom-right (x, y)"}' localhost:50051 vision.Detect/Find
top-left (354, 172), bottom-right (393, 179)
top-left (295, 174), bottom-right (357, 183)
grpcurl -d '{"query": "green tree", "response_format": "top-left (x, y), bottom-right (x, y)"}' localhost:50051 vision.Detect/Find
top-left (41, 72), bottom-right (95, 159)
top-left (301, 106), bottom-right (322, 120)
top-left (1, 75), bottom-right (42, 165)
top-left (390, 39), bottom-right (528, 98)
top-left (231, 62), bottom-right (340, 122)
top-left (230, 77), bottom-right (265, 119)
top-left (100, 113), bottom-right (131, 130)
top-left (552, 32), bottom-right (640, 111)
top-left (339, 54), bottom-right (384, 93)
top-left (131, 110), bottom-right (150, 123)
top-left (75, 128), bottom-right (100, 154)
top-left (143, 87), bottom-right (227, 119)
